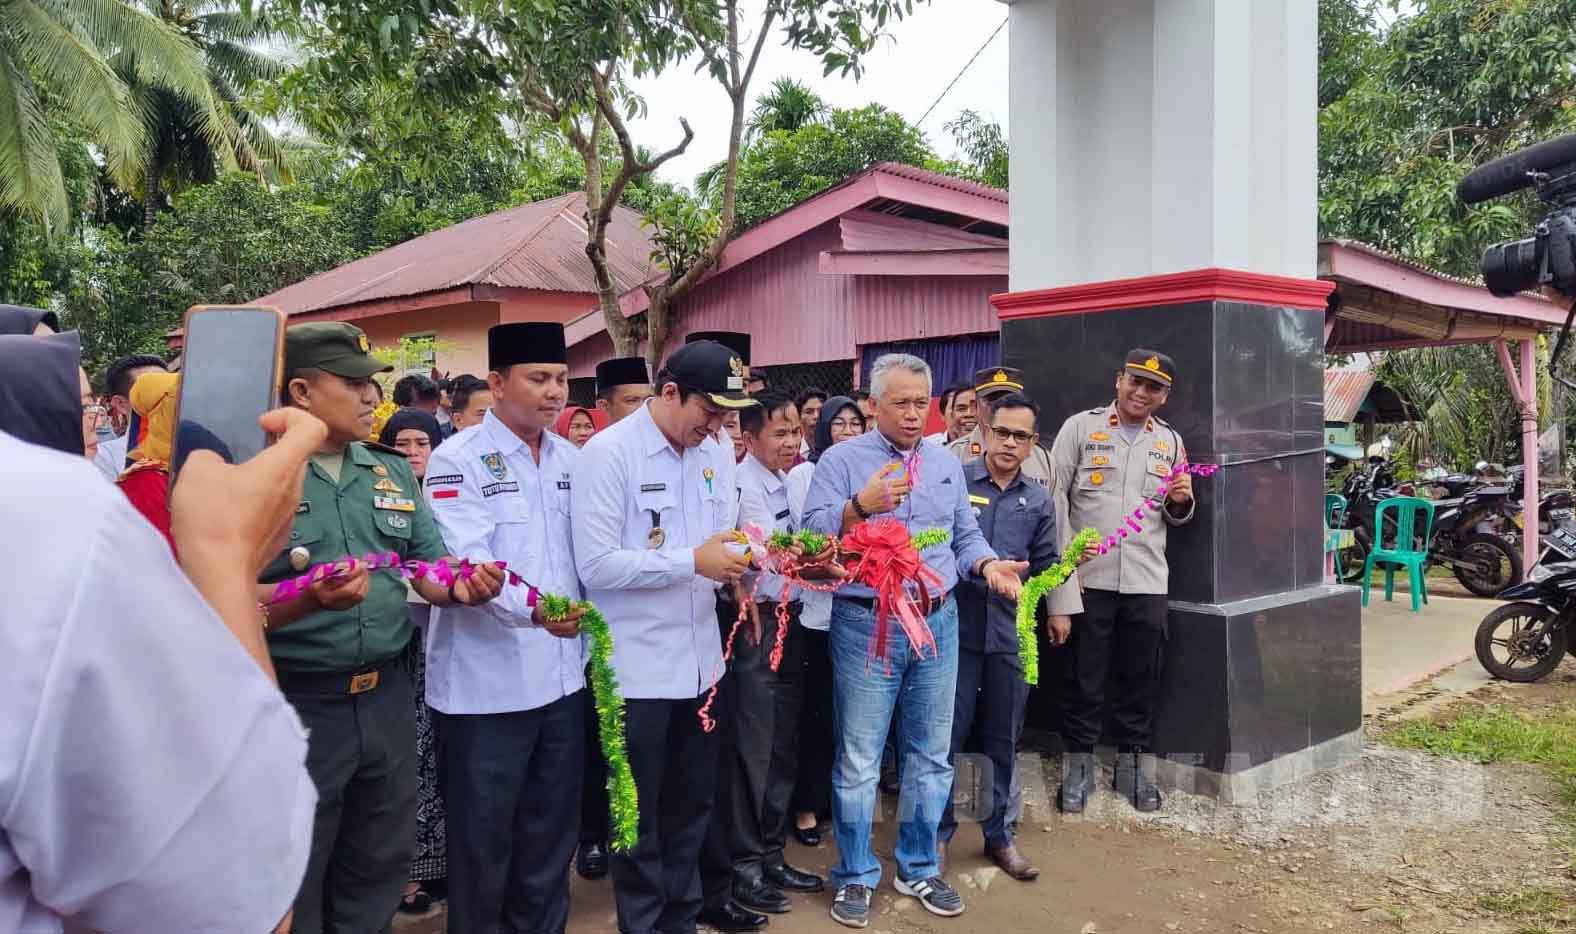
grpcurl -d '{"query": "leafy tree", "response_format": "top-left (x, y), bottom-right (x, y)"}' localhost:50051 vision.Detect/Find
top-left (696, 77), bottom-right (829, 200)
top-left (0, 0), bottom-right (221, 230)
top-left (944, 108), bottom-right (1007, 189)
top-left (731, 103), bottom-right (941, 229)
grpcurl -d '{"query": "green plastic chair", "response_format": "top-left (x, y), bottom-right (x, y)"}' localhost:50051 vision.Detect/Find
top-left (1324, 494), bottom-right (1348, 581)
top-left (1361, 496), bottom-right (1435, 611)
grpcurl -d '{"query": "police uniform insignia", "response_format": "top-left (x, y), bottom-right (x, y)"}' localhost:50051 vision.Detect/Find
top-left (358, 334), bottom-right (371, 353)
top-left (1090, 472), bottom-right (1105, 486)
top-left (1090, 431), bottom-right (1110, 442)
top-left (1107, 413), bottom-right (1119, 428)
top-left (387, 514), bottom-right (410, 530)
top-left (373, 465), bottom-right (388, 477)
top-left (289, 546), bottom-right (311, 571)
top-left (374, 495), bottom-right (417, 512)
top-left (481, 452), bottom-right (507, 480)
top-left (1149, 460), bottom-right (1170, 477)
top-left (1145, 418), bottom-right (1155, 432)
top-left (992, 370), bottom-right (1009, 385)
top-left (1155, 440), bottom-right (1170, 452)
top-left (969, 443), bottom-right (982, 455)
top-left (1091, 455), bottom-right (1109, 467)
top-left (373, 478), bottom-right (403, 493)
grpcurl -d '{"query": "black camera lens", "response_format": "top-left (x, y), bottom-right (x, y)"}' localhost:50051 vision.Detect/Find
top-left (1481, 237), bottom-right (1543, 297)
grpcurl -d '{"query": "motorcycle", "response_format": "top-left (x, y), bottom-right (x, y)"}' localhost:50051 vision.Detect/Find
top-left (1475, 523), bottom-right (1576, 682)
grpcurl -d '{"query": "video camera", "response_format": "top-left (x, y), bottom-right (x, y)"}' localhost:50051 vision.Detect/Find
top-left (1457, 134), bottom-right (1576, 298)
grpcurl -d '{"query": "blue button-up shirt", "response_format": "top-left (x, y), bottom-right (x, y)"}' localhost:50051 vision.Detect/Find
top-left (572, 402), bottom-right (736, 700)
top-left (802, 429), bottom-right (995, 599)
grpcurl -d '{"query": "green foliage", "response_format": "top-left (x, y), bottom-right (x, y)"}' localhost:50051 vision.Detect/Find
top-left (944, 109), bottom-right (1007, 190)
top-left (641, 191), bottom-right (720, 282)
top-left (732, 104), bottom-right (942, 229)
top-left (1375, 344), bottom-right (1527, 470)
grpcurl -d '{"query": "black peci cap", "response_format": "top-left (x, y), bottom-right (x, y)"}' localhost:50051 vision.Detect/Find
top-left (489, 322), bottom-right (566, 370)
top-left (661, 341), bottom-right (758, 410)
top-left (686, 330), bottom-right (750, 366)
top-left (596, 356), bottom-right (650, 391)
top-left (1123, 348), bottom-right (1175, 387)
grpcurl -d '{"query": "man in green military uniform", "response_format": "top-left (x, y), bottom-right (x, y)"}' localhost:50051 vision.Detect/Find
top-left (257, 322), bottom-right (505, 933)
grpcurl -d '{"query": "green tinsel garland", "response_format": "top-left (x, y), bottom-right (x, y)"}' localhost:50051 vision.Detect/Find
top-left (909, 527), bottom-right (951, 551)
top-left (541, 593), bottom-right (639, 852)
top-left (1015, 527), bottom-right (1102, 686)
top-left (767, 528), bottom-right (833, 555)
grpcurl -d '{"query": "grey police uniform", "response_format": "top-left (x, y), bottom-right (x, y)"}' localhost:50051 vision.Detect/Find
top-left (1047, 402), bottom-right (1194, 753)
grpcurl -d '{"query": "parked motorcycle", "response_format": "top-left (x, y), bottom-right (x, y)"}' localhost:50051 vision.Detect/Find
top-left (1475, 523), bottom-right (1576, 682)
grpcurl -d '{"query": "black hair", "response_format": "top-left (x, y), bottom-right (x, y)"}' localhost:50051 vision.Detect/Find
top-left (939, 379), bottom-right (971, 415)
top-left (102, 354), bottom-right (168, 398)
top-left (740, 389), bottom-right (794, 435)
top-left (653, 367), bottom-right (702, 406)
top-left (795, 386), bottom-right (828, 411)
top-left (393, 373), bottom-right (440, 406)
top-left (850, 388), bottom-right (871, 403)
top-left (437, 376), bottom-right (453, 393)
top-left (988, 391), bottom-right (1040, 429)
top-left (370, 379), bottom-right (385, 402)
top-left (449, 374), bottom-right (489, 411)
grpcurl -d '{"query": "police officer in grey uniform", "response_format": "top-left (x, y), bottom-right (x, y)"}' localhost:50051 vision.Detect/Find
top-left (947, 367), bottom-right (1054, 485)
top-left (1048, 349), bottom-right (1194, 814)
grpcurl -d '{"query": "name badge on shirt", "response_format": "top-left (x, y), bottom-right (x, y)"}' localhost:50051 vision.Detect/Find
top-left (374, 495), bottom-right (416, 512)
top-left (774, 508), bottom-right (791, 521)
top-left (640, 483), bottom-right (666, 493)
top-left (968, 494), bottom-right (990, 506)
top-left (481, 481), bottom-right (519, 497)
top-left (557, 480), bottom-right (572, 490)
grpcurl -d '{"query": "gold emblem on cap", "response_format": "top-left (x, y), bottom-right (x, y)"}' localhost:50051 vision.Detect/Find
top-left (289, 546), bottom-right (311, 571)
top-left (992, 370), bottom-right (1008, 384)
top-left (729, 356), bottom-right (743, 377)
top-left (358, 334), bottom-right (371, 353)
top-left (1143, 355), bottom-right (1160, 372)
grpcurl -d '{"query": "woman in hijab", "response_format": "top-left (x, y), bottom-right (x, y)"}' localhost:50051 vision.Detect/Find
top-left (0, 331), bottom-right (100, 459)
top-left (552, 405), bottom-right (597, 448)
top-left (0, 304), bottom-right (60, 335)
top-left (378, 407), bottom-right (443, 481)
top-left (784, 395), bottom-right (865, 847)
top-left (376, 404), bottom-right (448, 912)
top-left (117, 372), bottom-right (181, 554)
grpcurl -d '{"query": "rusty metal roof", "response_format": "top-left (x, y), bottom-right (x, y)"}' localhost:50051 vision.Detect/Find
top-left (255, 192), bottom-right (656, 314)
top-left (1324, 369), bottom-right (1376, 424)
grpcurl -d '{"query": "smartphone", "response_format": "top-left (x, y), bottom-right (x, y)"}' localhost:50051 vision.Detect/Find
top-left (171, 305), bottom-right (287, 481)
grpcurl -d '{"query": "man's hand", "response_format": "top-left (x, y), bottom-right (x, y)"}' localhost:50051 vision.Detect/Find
top-left (855, 465), bottom-right (910, 515)
top-left (451, 561), bottom-right (505, 606)
top-left (983, 559), bottom-right (1029, 600)
top-left (172, 407), bottom-right (328, 578)
top-left (1168, 470), bottom-right (1193, 505)
top-left (311, 559), bottom-right (371, 611)
top-left (695, 531), bottom-right (751, 584)
top-left (535, 600), bottom-right (585, 639)
top-left (1080, 538), bottom-right (1101, 564)
top-left (795, 539), bottom-right (847, 581)
top-left (1047, 615), bottom-right (1071, 646)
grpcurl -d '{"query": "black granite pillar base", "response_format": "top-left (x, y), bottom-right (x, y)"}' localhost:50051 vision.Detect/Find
top-left (999, 275), bottom-right (1361, 799)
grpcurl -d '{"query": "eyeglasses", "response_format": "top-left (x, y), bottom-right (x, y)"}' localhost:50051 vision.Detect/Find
top-left (989, 426), bottom-right (1036, 445)
top-left (829, 418), bottom-right (862, 431)
top-left (82, 403), bottom-right (108, 427)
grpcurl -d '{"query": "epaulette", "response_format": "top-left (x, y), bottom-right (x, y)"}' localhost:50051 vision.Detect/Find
top-left (361, 440), bottom-right (404, 457)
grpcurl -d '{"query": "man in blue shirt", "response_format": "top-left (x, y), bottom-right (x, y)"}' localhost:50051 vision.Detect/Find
top-left (803, 354), bottom-right (1027, 928)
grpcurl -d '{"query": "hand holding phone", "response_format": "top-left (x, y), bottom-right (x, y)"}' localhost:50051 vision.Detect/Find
top-left (172, 305), bottom-right (287, 482)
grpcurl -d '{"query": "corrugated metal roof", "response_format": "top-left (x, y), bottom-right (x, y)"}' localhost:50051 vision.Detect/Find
top-left (1321, 237), bottom-right (1553, 300)
top-left (255, 192), bottom-right (656, 315)
top-left (867, 162), bottom-right (1008, 203)
top-left (1324, 369), bottom-right (1375, 424)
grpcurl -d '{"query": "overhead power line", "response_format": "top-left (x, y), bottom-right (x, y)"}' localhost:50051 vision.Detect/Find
top-left (917, 16), bottom-right (1008, 128)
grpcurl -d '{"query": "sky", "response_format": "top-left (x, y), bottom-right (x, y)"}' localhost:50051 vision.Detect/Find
top-left (626, 0), bottom-right (1010, 189)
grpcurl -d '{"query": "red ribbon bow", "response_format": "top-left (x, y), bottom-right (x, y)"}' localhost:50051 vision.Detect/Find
top-left (841, 519), bottom-right (943, 665)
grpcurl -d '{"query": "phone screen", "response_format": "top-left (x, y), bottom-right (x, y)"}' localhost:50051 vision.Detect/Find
top-left (172, 306), bottom-right (284, 479)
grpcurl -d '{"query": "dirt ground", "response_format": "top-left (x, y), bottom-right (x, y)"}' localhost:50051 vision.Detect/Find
top-left (398, 659), bottom-right (1576, 934)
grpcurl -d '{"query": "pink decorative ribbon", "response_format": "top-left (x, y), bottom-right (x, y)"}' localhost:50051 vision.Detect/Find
top-left (1094, 462), bottom-right (1219, 556)
top-left (265, 551), bottom-right (538, 607)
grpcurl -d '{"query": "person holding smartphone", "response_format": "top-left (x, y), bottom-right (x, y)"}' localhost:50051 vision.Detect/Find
top-left (257, 322), bottom-right (507, 933)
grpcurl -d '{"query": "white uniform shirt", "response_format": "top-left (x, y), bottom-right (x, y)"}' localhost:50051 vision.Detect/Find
top-left (736, 451), bottom-right (797, 602)
top-left (91, 432), bottom-right (127, 481)
top-left (572, 402), bottom-right (736, 700)
top-left (422, 411), bottom-right (586, 714)
top-left (784, 460), bottom-right (831, 632)
top-left (0, 432), bottom-right (315, 933)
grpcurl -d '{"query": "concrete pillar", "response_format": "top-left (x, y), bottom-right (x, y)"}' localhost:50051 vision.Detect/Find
top-left (998, 0), bottom-right (1361, 802)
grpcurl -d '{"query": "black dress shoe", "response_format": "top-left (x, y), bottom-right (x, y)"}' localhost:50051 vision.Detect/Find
top-left (733, 875), bottom-right (791, 914)
top-left (763, 860), bottom-right (824, 893)
top-left (1059, 753), bottom-right (1095, 814)
top-left (697, 901), bottom-right (770, 932)
top-left (793, 824), bottom-right (822, 848)
top-left (576, 841), bottom-right (609, 880)
top-left (1114, 753), bottom-right (1163, 812)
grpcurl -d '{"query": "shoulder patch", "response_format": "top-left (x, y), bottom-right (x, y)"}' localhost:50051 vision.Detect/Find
top-left (363, 441), bottom-right (403, 457)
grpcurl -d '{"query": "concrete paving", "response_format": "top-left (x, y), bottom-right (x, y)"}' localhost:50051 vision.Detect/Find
top-left (1357, 580), bottom-right (1494, 713)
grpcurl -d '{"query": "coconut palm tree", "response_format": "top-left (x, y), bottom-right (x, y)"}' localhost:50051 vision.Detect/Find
top-left (116, 0), bottom-right (294, 227)
top-left (694, 77), bottom-right (828, 204)
top-left (0, 0), bottom-right (217, 231)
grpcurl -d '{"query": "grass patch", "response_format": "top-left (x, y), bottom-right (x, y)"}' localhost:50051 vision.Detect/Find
top-left (1386, 705), bottom-right (1576, 929)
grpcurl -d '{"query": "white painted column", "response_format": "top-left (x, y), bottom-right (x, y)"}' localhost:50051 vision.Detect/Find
top-left (1006, 0), bottom-right (1318, 290)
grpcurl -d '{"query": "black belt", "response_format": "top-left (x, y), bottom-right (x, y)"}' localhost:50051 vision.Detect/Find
top-left (838, 591), bottom-right (952, 612)
top-left (277, 653), bottom-right (404, 696)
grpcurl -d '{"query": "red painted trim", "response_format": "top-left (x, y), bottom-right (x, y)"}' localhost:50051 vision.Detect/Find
top-left (991, 268), bottom-right (1335, 319)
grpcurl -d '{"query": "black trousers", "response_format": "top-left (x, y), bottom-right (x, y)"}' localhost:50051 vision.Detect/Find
top-left (939, 649), bottom-right (1029, 850)
top-left (730, 600), bottom-right (806, 873)
top-left (580, 679), bottom-right (610, 846)
top-left (1060, 589), bottom-right (1169, 752)
top-left (700, 603), bottom-right (741, 910)
top-left (436, 691), bottom-right (585, 934)
top-left (791, 622), bottom-right (834, 820)
top-left (614, 693), bottom-right (720, 934)
top-left (286, 662), bottom-right (418, 934)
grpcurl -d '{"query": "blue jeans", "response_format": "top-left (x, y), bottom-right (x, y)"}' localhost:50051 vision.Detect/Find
top-left (829, 595), bottom-right (959, 889)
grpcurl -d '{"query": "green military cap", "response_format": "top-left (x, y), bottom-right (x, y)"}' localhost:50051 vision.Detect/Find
top-left (285, 322), bottom-right (393, 378)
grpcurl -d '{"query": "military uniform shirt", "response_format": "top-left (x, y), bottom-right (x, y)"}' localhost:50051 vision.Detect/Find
top-left (1048, 403), bottom-right (1194, 595)
top-left (261, 441), bottom-right (448, 673)
top-left (421, 411), bottom-right (586, 715)
top-left (958, 459), bottom-right (1061, 654)
top-left (571, 402), bottom-right (737, 700)
top-left (736, 451), bottom-right (797, 602)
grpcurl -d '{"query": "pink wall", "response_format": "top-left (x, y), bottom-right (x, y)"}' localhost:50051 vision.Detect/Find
top-left (496, 290), bottom-right (599, 324)
top-left (357, 301), bottom-right (498, 377)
